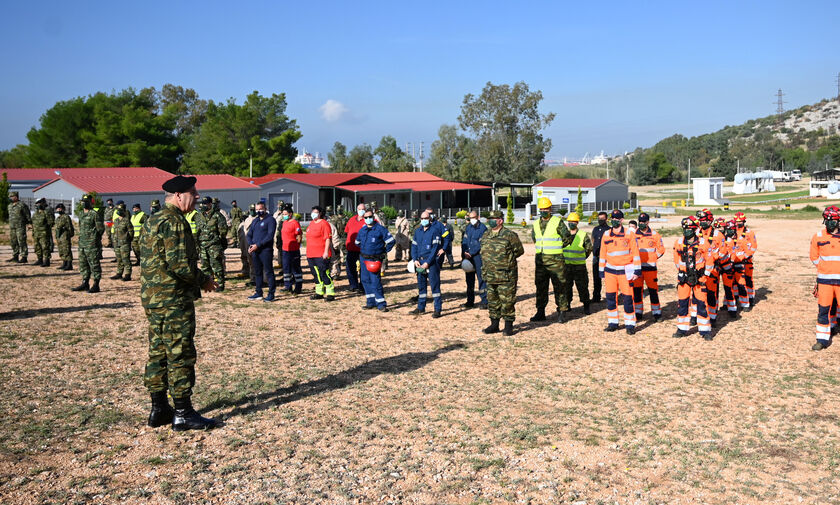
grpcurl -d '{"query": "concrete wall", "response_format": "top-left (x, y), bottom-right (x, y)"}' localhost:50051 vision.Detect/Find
top-left (533, 186), bottom-right (596, 206)
top-left (255, 179), bottom-right (320, 214)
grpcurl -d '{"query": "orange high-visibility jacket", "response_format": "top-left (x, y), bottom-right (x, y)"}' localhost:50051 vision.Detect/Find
top-left (810, 229), bottom-right (840, 285)
top-left (634, 228), bottom-right (665, 271)
top-left (599, 226), bottom-right (642, 276)
top-left (673, 236), bottom-right (713, 276)
top-left (737, 227), bottom-right (757, 260)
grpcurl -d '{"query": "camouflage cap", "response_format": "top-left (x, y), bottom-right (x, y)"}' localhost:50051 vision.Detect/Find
top-left (201, 196), bottom-right (212, 205)
top-left (151, 199), bottom-right (160, 206)
top-left (488, 210), bottom-right (504, 219)
top-left (116, 202), bottom-right (127, 210)
top-left (326, 205), bottom-right (333, 212)
top-left (249, 203), bottom-right (256, 210)
top-left (9, 191), bottom-right (18, 198)
top-left (35, 197), bottom-right (46, 205)
top-left (212, 197), bottom-right (219, 204)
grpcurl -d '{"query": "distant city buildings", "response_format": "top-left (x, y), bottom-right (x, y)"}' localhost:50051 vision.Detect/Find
top-left (294, 149), bottom-right (330, 172)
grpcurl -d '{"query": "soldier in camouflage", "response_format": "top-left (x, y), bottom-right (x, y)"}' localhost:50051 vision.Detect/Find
top-left (140, 175), bottom-right (218, 431)
top-left (130, 204), bottom-right (147, 266)
top-left (150, 199), bottom-right (161, 215)
top-left (31, 198), bottom-right (55, 267)
top-left (72, 194), bottom-right (104, 293)
top-left (481, 210), bottom-right (525, 336)
top-left (103, 199), bottom-right (115, 248)
top-left (7, 191), bottom-right (30, 263)
top-left (229, 200), bottom-right (245, 248)
top-left (531, 199), bottom-right (573, 323)
top-left (54, 203), bottom-right (75, 270)
top-left (329, 205), bottom-right (348, 280)
top-left (393, 210), bottom-right (411, 261)
top-left (197, 196), bottom-right (228, 291)
top-left (109, 203), bottom-right (134, 281)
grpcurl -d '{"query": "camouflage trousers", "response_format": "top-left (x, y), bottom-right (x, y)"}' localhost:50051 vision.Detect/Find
top-left (487, 280), bottom-right (517, 321)
top-left (143, 302), bottom-right (197, 399)
top-left (132, 241), bottom-right (141, 265)
top-left (57, 237), bottom-right (73, 261)
top-left (563, 264), bottom-right (590, 307)
top-left (78, 245), bottom-right (101, 281)
top-left (105, 226), bottom-right (113, 248)
top-left (115, 242), bottom-right (132, 276)
top-left (330, 247), bottom-right (343, 281)
top-left (199, 244), bottom-right (226, 288)
top-left (535, 254), bottom-right (568, 312)
top-left (33, 231), bottom-right (51, 261)
top-left (9, 225), bottom-right (27, 259)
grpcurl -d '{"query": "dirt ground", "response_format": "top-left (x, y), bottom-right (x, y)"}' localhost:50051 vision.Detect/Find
top-left (1, 216), bottom-right (839, 505)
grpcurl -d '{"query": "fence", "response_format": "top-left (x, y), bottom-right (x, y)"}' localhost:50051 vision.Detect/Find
top-left (18, 197), bottom-right (76, 216)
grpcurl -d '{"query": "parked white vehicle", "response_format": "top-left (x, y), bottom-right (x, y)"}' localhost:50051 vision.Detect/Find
top-left (790, 169), bottom-right (802, 181)
top-left (769, 170), bottom-right (793, 182)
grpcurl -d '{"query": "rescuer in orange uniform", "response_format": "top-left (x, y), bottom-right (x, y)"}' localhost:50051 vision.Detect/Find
top-left (673, 216), bottom-right (714, 340)
top-left (632, 212), bottom-right (665, 321)
top-left (598, 209), bottom-right (642, 335)
top-left (715, 219), bottom-right (738, 319)
top-left (696, 210), bottom-right (726, 326)
top-left (734, 212), bottom-right (758, 307)
top-left (810, 206), bottom-right (840, 351)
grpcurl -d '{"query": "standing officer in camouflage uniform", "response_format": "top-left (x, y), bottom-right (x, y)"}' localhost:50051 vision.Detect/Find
top-left (109, 203), bottom-right (134, 281)
top-left (531, 197), bottom-right (573, 323)
top-left (563, 212), bottom-right (593, 314)
top-left (54, 203), bottom-right (74, 270)
top-left (130, 204), bottom-right (147, 266)
top-left (481, 210), bottom-right (525, 336)
top-left (150, 199), bottom-right (162, 216)
top-left (441, 216), bottom-right (456, 268)
top-left (103, 199), bottom-right (115, 248)
top-left (72, 194), bottom-right (104, 293)
top-left (7, 191), bottom-right (30, 263)
top-left (229, 200), bottom-right (244, 248)
top-left (329, 205), bottom-right (348, 279)
top-left (140, 175), bottom-right (217, 431)
top-left (197, 196), bottom-right (228, 291)
top-left (393, 210), bottom-right (411, 261)
top-left (31, 198), bottom-right (54, 267)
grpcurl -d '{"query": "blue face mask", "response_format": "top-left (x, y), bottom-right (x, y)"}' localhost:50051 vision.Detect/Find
top-left (282, 214), bottom-right (289, 221)
top-left (357, 209), bottom-right (365, 217)
top-left (365, 217), bottom-right (374, 225)
top-left (421, 219), bottom-right (430, 227)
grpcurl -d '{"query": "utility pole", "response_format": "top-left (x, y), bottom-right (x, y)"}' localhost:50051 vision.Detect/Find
top-left (687, 158), bottom-right (691, 203)
top-left (775, 89), bottom-right (786, 125)
top-left (836, 72), bottom-right (840, 101)
top-left (606, 159), bottom-right (610, 180)
top-left (626, 159), bottom-right (629, 184)
top-left (419, 141), bottom-right (424, 171)
top-left (248, 148), bottom-right (253, 178)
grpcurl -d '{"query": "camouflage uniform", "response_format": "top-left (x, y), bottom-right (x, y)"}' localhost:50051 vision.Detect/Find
top-left (197, 201), bottom-right (228, 289)
top-left (31, 201), bottom-right (55, 265)
top-left (140, 203), bottom-right (209, 400)
top-left (7, 193), bottom-right (30, 262)
top-left (78, 201), bottom-right (104, 282)
top-left (328, 206), bottom-right (348, 280)
top-left (54, 209), bottom-right (75, 266)
top-left (229, 203), bottom-right (245, 248)
top-left (150, 199), bottom-right (162, 216)
top-left (393, 212), bottom-right (411, 261)
top-left (103, 204), bottom-right (116, 248)
top-left (532, 216), bottom-right (573, 313)
top-left (481, 215), bottom-right (525, 321)
top-left (112, 204), bottom-right (134, 278)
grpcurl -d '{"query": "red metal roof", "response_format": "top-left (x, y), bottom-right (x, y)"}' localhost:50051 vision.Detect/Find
top-left (339, 181), bottom-right (489, 193)
top-left (1, 167), bottom-right (164, 181)
top-left (240, 173), bottom-right (370, 187)
top-left (35, 169), bottom-right (256, 194)
top-left (362, 172), bottom-right (443, 183)
top-left (534, 178), bottom-right (610, 188)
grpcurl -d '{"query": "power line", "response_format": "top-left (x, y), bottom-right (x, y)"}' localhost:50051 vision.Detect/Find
top-left (775, 88), bottom-right (786, 124)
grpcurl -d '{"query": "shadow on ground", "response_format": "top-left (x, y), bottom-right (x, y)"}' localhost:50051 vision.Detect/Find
top-left (0, 302), bottom-right (133, 320)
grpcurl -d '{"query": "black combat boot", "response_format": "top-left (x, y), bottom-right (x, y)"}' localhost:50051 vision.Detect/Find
top-left (64, 261), bottom-right (73, 271)
top-left (41, 258), bottom-right (50, 267)
top-left (57, 261), bottom-right (66, 270)
top-left (172, 397), bottom-right (217, 431)
top-left (502, 320), bottom-right (515, 336)
top-left (71, 279), bottom-right (90, 291)
top-left (109, 273), bottom-right (122, 280)
top-left (6, 255), bottom-right (18, 262)
top-left (88, 280), bottom-right (100, 293)
top-left (583, 303), bottom-right (591, 315)
top-left (483, 318), bottom-right (500, 334)
top-left (122, 275), bottom-right (131, 281)
top-left (530, 309), bottom-right (546, 322)
top-left (33, 258), bottom-right (42, 266)
top-left (148, 391), bottom-right (175, 428)
top-left (17, 257), bottom-right (27, 264)
top-left (557, 311), bottom-right (566, 324)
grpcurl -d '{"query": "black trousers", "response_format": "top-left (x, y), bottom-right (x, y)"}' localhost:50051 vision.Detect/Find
top-left (591, 254), bottom-right (602, 299)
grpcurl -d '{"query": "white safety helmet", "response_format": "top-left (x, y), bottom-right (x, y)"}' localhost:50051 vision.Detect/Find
top-left (407, 261), bottom-right (415, 274)
top-left (461, 258), bottom-right (475, 273)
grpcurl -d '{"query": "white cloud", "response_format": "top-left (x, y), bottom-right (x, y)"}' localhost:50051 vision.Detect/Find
top-left (319, 99), bottom-right (350, 122)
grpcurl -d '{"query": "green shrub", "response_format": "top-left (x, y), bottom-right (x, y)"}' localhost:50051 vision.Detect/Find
top-left (380, 205), bottom-right (397, 220)
top-left (456, 210), bottom-right (468, 219)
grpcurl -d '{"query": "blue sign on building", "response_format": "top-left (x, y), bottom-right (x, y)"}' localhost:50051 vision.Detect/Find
top-left (562, 197), bottom-right (570, 203)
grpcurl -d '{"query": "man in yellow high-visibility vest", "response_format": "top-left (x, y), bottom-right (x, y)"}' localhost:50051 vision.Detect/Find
top-left (563, 212), bottom-right (593, 314)
top-left (531, 197), bottom-right (573, 323)
top-left (130, 203), bottom-right (147, 266)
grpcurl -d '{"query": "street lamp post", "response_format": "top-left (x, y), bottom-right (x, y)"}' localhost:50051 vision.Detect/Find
top-left (248, 148), bottom-right (253, 178)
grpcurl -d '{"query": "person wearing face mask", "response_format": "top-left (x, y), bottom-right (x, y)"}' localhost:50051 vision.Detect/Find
top-left (715, 219), bottom-right (737, 319)
top-left (531, 197), bottom-right (573, 323)
top-left (110, 203), bottom-right (134, 281)
top-left (461, 210), bottom-right (488, 309)
top-left (103, 198), bottom-right (115, 249)
top-left (673, 216), bottom-right (713, 340)
top-left (631, 212), bottom-right (665, 321)
top-left (356, 209), bottom-right (395, 311)
top-left (423, 206), bottom-right (451, 268)
top-left (344, 203), bottom-right (371, 293)
top-left (280, 205), bottom-right (304, 294)
top-left (562, 212), bottom-right (593, 314)
top-left (810, 206), bottom-right (840, 350)
top-left (590, 211), bottom-right (610, 303)
top-left (197, 197), bottom-right (228, 292)
top-left (150, 199), bottom-right (161, 216)
top-left (724, 218), bottom-right (751, 313)
top-left (72, 194), bottom-right (105, 293)
top-left (31, 197), bottom-right (55, 267)
top-left (394, 210), bottom-right (412, 262)
top-left (53, 203), bottom-right (74, 270)
top-left (131, 204), bottom-right (146, 266)
top-left (695, 210), bottom-right (724, 326)
top-left (598, 209), bottom-right (642, 335)
top-left (246, 202), bottom-right (277, 302)
top-left (6, 191), bottom-right (30, 263)
top-left (229, 200), bottom-right (244, 249)
top-left (328, 205), bottom-right (348, 281)
top-left (480, 210), bottom-right (525, 336)
top-left (733, 212), bottom-right (758, 307)
top-left (238, 204), bottom-right (258, 285)
top-left (410, 210), bottom-right (445, 317)
top-left (306, 206), bottom-right (336, 301)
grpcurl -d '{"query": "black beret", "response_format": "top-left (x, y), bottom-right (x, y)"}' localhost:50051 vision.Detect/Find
top-left (132, 203), bottom-right (141, 209)
top-left (201, 196), bottom-right (212, 205)
top-left (162, 175), bottom-right (197, 193)
top-left (610, 209), bottom-right (624, 219)
top-left (638, 212), bottom-right (650, 222)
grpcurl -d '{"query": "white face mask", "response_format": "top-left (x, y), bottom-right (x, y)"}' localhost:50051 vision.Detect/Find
top-left (469, 218), bottom-right (478, 226)
top-left (357, 209), bottom-right (365, 217)
top-left (311, 212), bottom-right (319, 220)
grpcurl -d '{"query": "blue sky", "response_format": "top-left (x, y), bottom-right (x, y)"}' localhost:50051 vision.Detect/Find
top-left (1, 0), bottom-right (837, 161)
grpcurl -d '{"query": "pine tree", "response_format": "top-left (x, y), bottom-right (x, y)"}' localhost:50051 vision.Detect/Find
top-left (0, 172), bottom-right (9, 223)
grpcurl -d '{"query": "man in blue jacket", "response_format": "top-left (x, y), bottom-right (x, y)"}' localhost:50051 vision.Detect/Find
top-left (462, 210), bottom-right (488, 309)
top-left (356, 208), bottom-right (395, 311)
top-left (411, 210), bottom-right (444, 317)
top-left (423, 206), bottom-right (451, 268)
top-left (246, 202), bottom-right (277, 302)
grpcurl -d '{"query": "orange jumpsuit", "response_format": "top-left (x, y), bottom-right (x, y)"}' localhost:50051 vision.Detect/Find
top-left (728, 232), bottom-right (753, 309)
top-left (632, 228), bottom-right (665, 317)
top-left (716, 236), bottom-right (738, 315)
top-left (737, 226), bottom-right (758, 303)
top-left (674, 235), bottom-right (713, 335)
top-left (700, 228), bottom-right (725, 321)
top-left (810, 229), bottom-right (840, 343)
top-left (599, 226), bottom-right (642, 329)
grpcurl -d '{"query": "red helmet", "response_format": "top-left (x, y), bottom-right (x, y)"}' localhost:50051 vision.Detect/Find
top-left (823, 206), bottom-right (840, 220)
top-left (364, 260), bottom-right (382, 274)
top-left (734, 212), bottom-right (747, 223)
top-left (695, 208), bottom-right (713, 221)
top-left (681, 216), bottom-right (699, 230)
top-left (724, 219), bottom-right (737, 231)
top-left (713, 217), bottom-right (726, 229)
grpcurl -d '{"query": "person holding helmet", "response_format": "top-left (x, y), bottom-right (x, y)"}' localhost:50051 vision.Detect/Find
top-left (809, 206), bottom-right (840, 350)
top-left (598, 210), bottom-right (642, 334)
top-left (673, 216), bottom-right (714, 340)
top-left (480, 209), bottom-right (525, 336)
top-left (356, 208), bottom-right (395, 311)
top-left (531, 197), bottom-right (573, 323)
top-left (563, 212), bottom-right (593, 314)
top-left (632, 212), bottom-right (666, 321)
top-left (733, 212), bottom-right (758, 307)
top-left (410, 210), bottom-right (445, 317)
top-left (461, 210), bottom-right (488, 309)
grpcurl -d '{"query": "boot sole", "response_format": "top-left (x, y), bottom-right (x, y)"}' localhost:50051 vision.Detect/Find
top-left (172, 422), bottom-right (216, 432)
